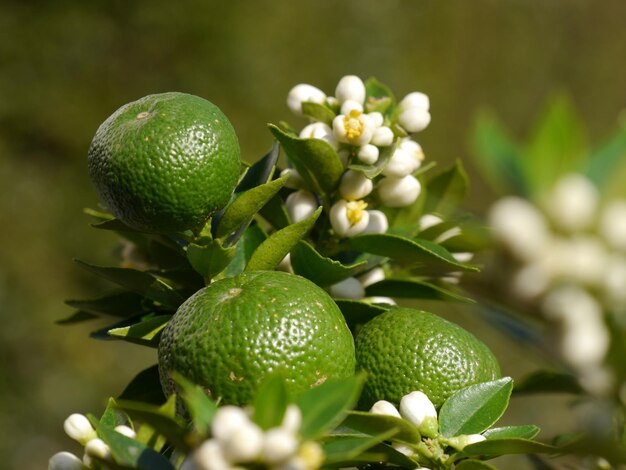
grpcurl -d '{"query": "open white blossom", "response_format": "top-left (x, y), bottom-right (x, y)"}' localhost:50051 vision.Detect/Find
top-left (332, 110), bottom-right (375, 146)
top-left (330, 199), bottom-right (370, 237)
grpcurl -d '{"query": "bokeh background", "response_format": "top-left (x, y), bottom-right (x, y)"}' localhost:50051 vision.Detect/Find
top-left (2, 1), bottom-right (626, 468)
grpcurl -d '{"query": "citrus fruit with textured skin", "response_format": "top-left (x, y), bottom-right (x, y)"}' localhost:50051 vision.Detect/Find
top-left (88, 92), bottom-right (240, 234)
top-left (158, 270), bottom-right (356, 405)
top-left (355, 308), bottom-right (500, 409)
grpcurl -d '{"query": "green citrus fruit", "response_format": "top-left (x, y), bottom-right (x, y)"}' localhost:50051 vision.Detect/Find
top-left (158, 270), bottom-right (356, 405)
top-left (87, 92), bottom-right (241, 234)
top-left (355, 308), bottom-right (500, 409)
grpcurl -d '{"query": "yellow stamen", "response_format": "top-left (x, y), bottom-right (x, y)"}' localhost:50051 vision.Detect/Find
top-left (343, 109), bottom-right (364, 140)
top-left (346, 200), bottom-right (368, 225)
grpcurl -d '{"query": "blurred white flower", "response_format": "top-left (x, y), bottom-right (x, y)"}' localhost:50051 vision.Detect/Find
top-left (280, 168), bottom-right (306, 190)
top-left (359, 267), bottom-right (385, 288)
top-left (340, 99), bottom-right (364, 115)
top-left (335, 75), bottom-right (366, 105)
top-left (434, 226), bottom-right (462, 244)
top-left (398, 138), bottom-right (425, 166)
top-left (329, 277), bottom-right (365, 300)
top-left (211, 406), bottom-right (250, 443)
top-left (332, 110), bottom-right (375, 146)
top-left (488, 196), bottom-right (550, 261)
top-left (370, 400), bottom-right (401, 418)
top-left (544, 174), bottom-right (599, 232)
top-left (600, 200), bottom-right (626, 251)
top-left (286, 190), bottom-right (319, 223)
top-left (281, 405), bottom-right (302, 435)
top-left (48, 452), bottom-right (84, 470)
top-left (453, 252), bottom-right (474, 263)
top-left (84, 438), bottom-right (110, 461)
top-left (330, 199), bottom-right (370, 237)
top-left (558, 236), bottom-right (609, 287)
top-left (287, 84), bottom-right (327, 116)
top-left (419, 214), bottom-right (443, 231)
top-left (277, 253), bottom-right (294, 274)
top-left (397, 91), bottom-right (431, 133)
top-left (194, 439), bottom-right (229, 470)
top-left (371, 126), bottom-right (395, 147)
top-left (339, 170), bottom-right (373, 200)
top-left (378, 175), bottom-right (421, 208)
top-left (367, 111), bottom-right (384, 128)
top-left (604, 255), bottom-right (626, 305)
top-left (263, 428), bottom-right (299, 464)
top-left (383, 147), bottom-right (420, 178)
top-left (114, 425), bottom-right (136, 439)
top-left (63, 414), bottom-right (96, 445)
top-left (299, 122), bottom-right (338, 149)
top-left (357, 144), bottom-right (379, 165)
top-left (365, 296), bottom-right (397, 305)
top-left (221, 421), bottom-right (264, 463)
top-left (511, 263), bottom-right (551, 300)
top-left (362, 210), bottom-right (389, 234)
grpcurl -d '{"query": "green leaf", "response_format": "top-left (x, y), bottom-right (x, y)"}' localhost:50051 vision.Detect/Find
top-left (365, 279), bottom-right (474, 303)
top-left (96, 424), bottom-right (174, 470)
top-left (269, 124), bottom-right (344, 199)
top-left (461, 438), bottom-right (558, 458)
top-left (253, 374), bottom-right (289, 430)
top-left (470, 109), bottom-right (525, 195)
top-left (290, 241), bottom-right (367, 286)
top-left (225, 223), bottom-right (267, 276)
top-left (216, 172), bottom-right (289, 239)
top-left (235, 142), bottom-right (280, 194)
top-left (523, 95), bottom-right (588, 197)
top-left (171, 372), bottom-right (217, 436)
top-left (187, 240), bottom-right (236, 280)
top-left (56, 310), bottom-right (98, 324)
top-left (258, 191), bottom-right (291, 230)
top-left (346, 234), bottom-right (479, 273)
top-left (65, 291), bottom-right (148, 318)
top-left (334, 299), bottom-right (392, 329)
top-left (100, 398), bottom-right (129, 429)
top-left (341, 410), bottom-right (421, 445)
top-left (348, 143), bottom-right (396, 179)
top-left (513, 370), bottom-right (583, 395)
top-left (439, 377), bottom-right (513, 437)
top-left (297, 374), bottom-right (364, 440)
top-left (322, 431), bottom-right (398, 465)
top-left (483, 425), bottom-right (541, 440)
top-left (107, 314), bottom-right (170, 347)
top-left (302, 101), bottom-right (336, 126)
top-left (118, 365), bottom-right (166, 405)
top-left (423, 160), bottom-right (469, 218)
top-left (365, 77), bottom-right (396, 115)
top-left (74, 260), bottom-right (184, 309)
top-left (455, 459), bottom-right (498, 470)
top-left (245, 207), bottom-right (321, 272)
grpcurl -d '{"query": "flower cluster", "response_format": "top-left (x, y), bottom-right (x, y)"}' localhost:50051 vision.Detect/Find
top-left (49, 413), bottom-right (135, 469)
top-left (489, 173), bottom-right (626, 393)
top-left (185, 405), bottom-right (323, 470)
top-left (371, 391), bottom-right (485, 468)
top-left (285, 75), bottom-right (430, 238)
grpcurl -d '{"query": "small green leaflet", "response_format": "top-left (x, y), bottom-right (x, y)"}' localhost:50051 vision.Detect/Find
top-left (290, 240), bottom-right (366, 286)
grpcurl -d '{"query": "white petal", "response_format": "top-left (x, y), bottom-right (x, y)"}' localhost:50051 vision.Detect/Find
top-left (262, 428), bottom-right (299, 464)
top-left (211, 406), bottom-right (250, 443)
top-left (287, 84), bottom-right (327, 116)
top-left (399, 391), bottom-right (437, 427)
top-left (357, 144), bottom-right (379, 165)
top-left (362, 210), bottom-right (389, 234)
top-left (340, 99), bottom-right (364, 115)
top-left (370, 400), bottom-right (401, 418)
top-left (339, 170), bottom-right (373, 200)
top-left (221, 421), bottom-right (264, 463)
top-left (286, 190), bottom-right (318, 223)
top-left (48, 452), bottom-right (84, 470)
top-left (398, 108), bottom-right (431, 133)
top-left (359, 267), bottom-right (385, 287)
top-left (335, 75), bottom-right (366, 104)
top-left (63, 414), bottom-right (96, 445)
top-left (383, 148), bottom-right (419, 177)
top-left (544, 174), bottom-right (598, 232)
top-left (399, 91), bottom-right (430, 112)
top-left (600, 200), bottom-right (626, 251)
top-left (371, 126), bottom-right (395, 147)
top-left (377, 175), bottom-right (421, 208)
top-left (368, 112), bottom-right (384, 128)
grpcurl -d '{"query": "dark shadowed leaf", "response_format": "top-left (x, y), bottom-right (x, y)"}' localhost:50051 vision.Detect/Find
top-left (97, 424), bottom-right (174, 470)
top-left (365, 279), bottom-right (474, 303)
top-left (172, 372), bottom-right (217, 436)
top-left (118, 365), bottom-right (166, 405)
top-left (225, 223), bottom-right (267, 276)
top-left (187, 240), bottom-right (236, 280)
top-left (334, 299), bottom-right (392, 329)
top-left (290, 241), bottom-right (366, 286)
top-left (65, 290), bottom-right (147, 317)
top-left (340, 411), bottom-right (421, 445)
top-left (513, 370), bottom-right (583, 395)
top-left (423, 160), bottom-right (469, 218)
top-left (455, 459), bottom-right (498, 469)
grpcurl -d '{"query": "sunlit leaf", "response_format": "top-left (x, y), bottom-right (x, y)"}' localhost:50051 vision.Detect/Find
top-left (187, 240), bottom-right (236, 281)
top-left (118, 365), bottom-right (165, 405)
top-left (423, 160), bottom-right (469, 218)
top-left (253, 374), bottom-right (289, 430)
top-left (302, 101), bottom-right (336, 126)
top-left (107, 314), bottom-right (171, 347)
top-left (290, 241), bottom-right (366, 286)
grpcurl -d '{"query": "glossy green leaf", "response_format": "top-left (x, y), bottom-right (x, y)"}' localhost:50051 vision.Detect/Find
top-left (118, 365), bottom-right (166, 405)
top-left (245, 207), bottom-right (321, 272)
top-left (523, 95), bottom-right (588, 197)
top-left (365, 279), bottom-right (474, 303)
top-left (187, 240), bottom-right (236, 280)
top-left (258, 190), bottom-right (291, 230)
top-left (322, 431), bottom-right (398, 465)
top-left (297, 374), bottom-right (364, 440)
top-left (253, 374), bottom-right (289, 430)
top-left (455, 459), bottom-right (497, 470)
top-left (97, 424), bottom-right (174, 470)
top-left (290, 241), bottom-right (366, 286)
top-left (100, 398), bottom-right (129, 429)
top-left (341, 411), bottom-right (421, 445)
top-left (483, 425), bottom-right (541, 440)
top-left (235, 142), bottom-right (280, 193)
top-left (172, 372), bottom-right (217, 436)
top-left (225, 223), bottom-right (267, 276)
top-left (302, 101), bottom-right (336, 126)
top-left (348, 143), bottom-right (396, 179)
top-left (439, 377), bottom-right (513, 437)
top-left (74, 260), bottom-right (184, 309)
top-left (423, 160), bottom-right (469, 218)
top-left (65, 291), bottom-right (147, 318)
top-left (470, 109), bottom-right (525, 195)
top-left (461, 438), bottom-right (558, 458)
top-left (346, 234), bottom-right (479, 272)
top-left (216, 172), bottom-right (289, 239)
top-left (334, 299), bottom-right (392, 328)
top-left (107, 314), bottom-right (170, 347)
top-left (269, 124), bottom-right (344, 199)
top-left (365, 77), bottom-right (395, 115)
top-left (513, 370), bottom-right (583, 395)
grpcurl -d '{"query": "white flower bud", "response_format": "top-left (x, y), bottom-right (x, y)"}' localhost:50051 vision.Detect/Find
top-left (399, 391), bottom-right (437, 430)
top-left (281, 405), bottom-right (302, 435)
top-left (335, 75), bottom-right (366, 105)
top-left (419, 214), bottom-right (443, 231)
top-left (365, 296), bottom-right (397, 305)
top-left (392, 443), bottom-right (415, 456)
top-left (299, 122), bottom-right (338, 149)
top-left (330, 199), bottom-right (370, 237)
top-left (446, 434), bottom-right (486, 451)
top-left (286, 190), bottom-right (318, 223)
top-left (63, 414), bottom-right (96, 445)
top-left (277, 441), bottom-right (324, 470)
top-left (377, 175), bottom-right (421, 208)
top-left (600, 200), bottom-right (626, 251)
top-left (340, 99), bottom-right (364, 115)
top-left (359, 267), bottom-right (385, 288)
top-left (114, 425), bottom-right (136, 439)
top-left (339, 170), bottom-right (373, 200)
top-left (329, 277), bottom-right (365, 299)
top-left (398, 108), bottom-right (431, 133)
top-left (263, 428), bottom-right (299, 464)
top-left (605, 255), bottom-right (626, 304)
top-left (399, 138), bottom-right (425, 161)
top-left (434, 226), bottom-right (462, 244)
top-left (287, 84), bottom-right (327, 116)
top-left (368, 112), bottom-right (384, 128)
top-left (280, 168), bottom-right (306, 190)
top-left (326, 96), bottom-right (339, 108)
top-left (370, 400), bottom-right (401, 418)
top-left (383, 148), bottom-right (419, 178)
top-left (211, 406), bottom-right (250, 443)
top-left (84, 438), bottom-right (111, 460)
top-left (333, 111), bottom-right (375, 146)
top-left (357, 144), bottom-right (379, 165)
top-left (221, 421), bottom-right (264, 463)
top-left (362, 210), bottom-right (388, 234)
top-left (194, 439), bottom-right (230, 470)
top-left (399, 92), bottom-right (430, 112)
top-left (452, 252), bottom-right (474, 263)
top-left (488, 196), bottom-right (550, 261)
top-left (560, 236), bottom-right (609, 287)
top-left (371, 126), bottom-right (395, 147)
top-left (277, 253), bottom-right (294, 274)
top-left (48, 452), bottom-right (84, 470)
top-left (545, 174), bottom-right (598, 232)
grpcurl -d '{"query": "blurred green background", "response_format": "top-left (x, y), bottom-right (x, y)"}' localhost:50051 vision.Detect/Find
top-left (2, 1), bottom-right (626, 468)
